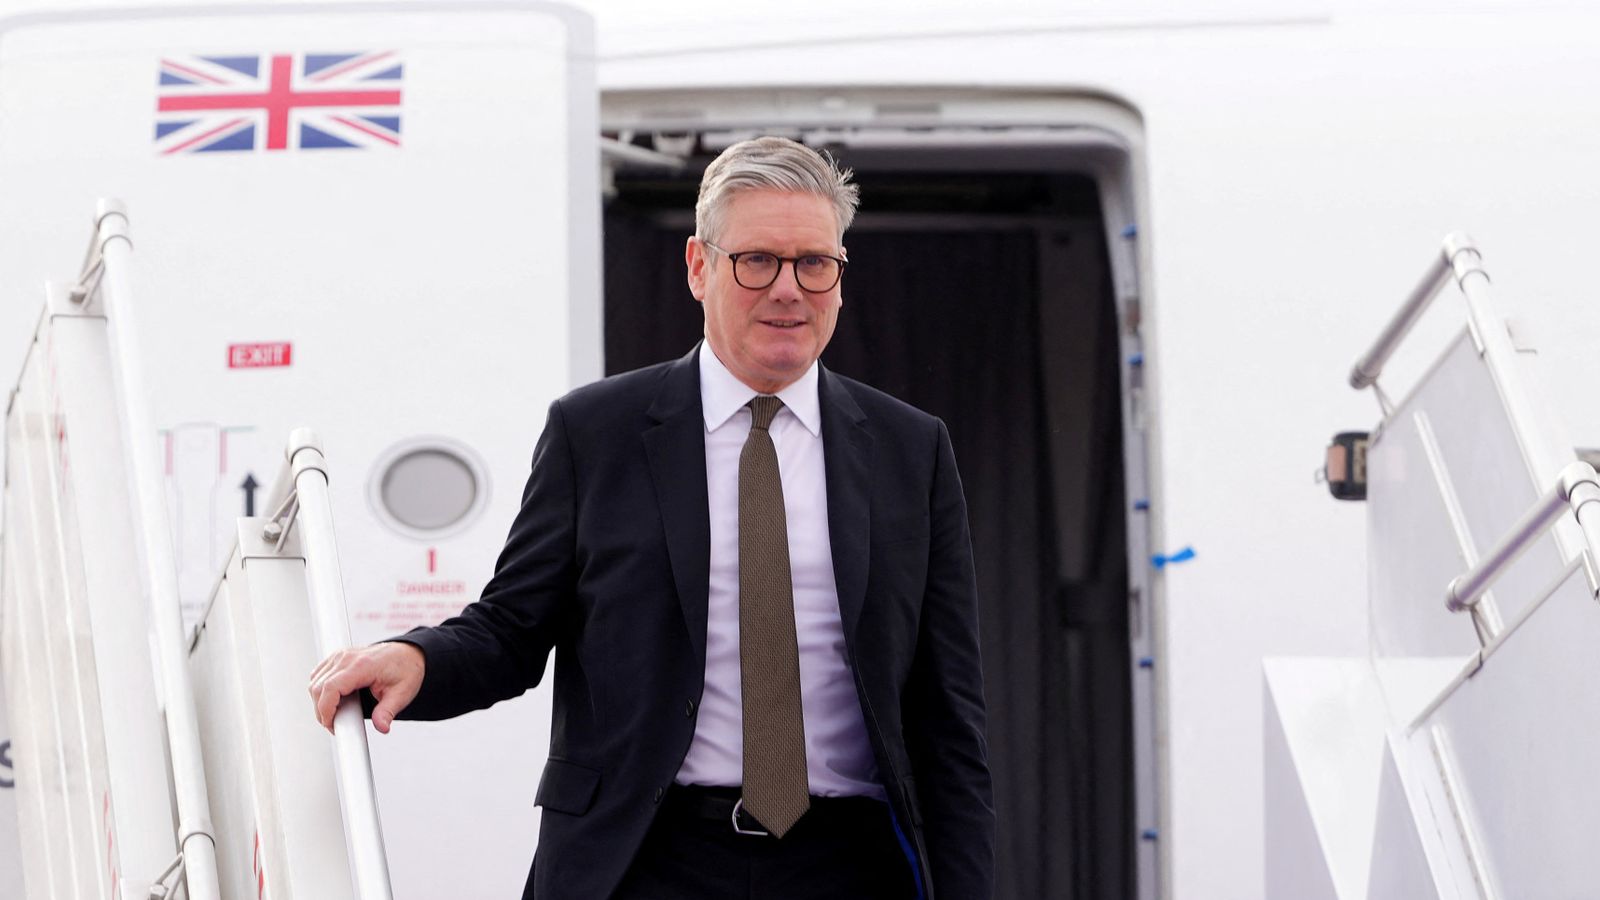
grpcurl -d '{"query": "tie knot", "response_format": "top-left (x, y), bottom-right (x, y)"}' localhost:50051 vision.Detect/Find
top-left (748, 395), bottom-right (783, 431)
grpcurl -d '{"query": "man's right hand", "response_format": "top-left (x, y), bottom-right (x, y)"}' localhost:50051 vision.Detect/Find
top-left (308, 642), bottom-right (426, 735)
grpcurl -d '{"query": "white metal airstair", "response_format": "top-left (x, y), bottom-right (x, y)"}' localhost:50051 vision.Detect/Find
top-left (1266, 236), bottom-right (1600, 898)
top-left (2, 201), bottom-right (394, 899)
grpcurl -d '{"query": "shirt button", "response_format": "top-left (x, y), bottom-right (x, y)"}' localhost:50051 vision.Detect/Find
top-left (684, 699), bottom-right (697, 717)
top-left (653, 787), bottom-right (664, 804)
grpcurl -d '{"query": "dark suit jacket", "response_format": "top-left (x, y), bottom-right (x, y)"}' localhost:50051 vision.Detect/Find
top-left (395, 345), bottom-right (994, 899)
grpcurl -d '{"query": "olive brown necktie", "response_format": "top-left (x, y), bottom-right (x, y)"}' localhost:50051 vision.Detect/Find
top-left (738, 395), bottom-right (810, 838)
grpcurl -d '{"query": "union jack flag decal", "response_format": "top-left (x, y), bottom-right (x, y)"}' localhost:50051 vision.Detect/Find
top-left (156, 52), bottom-right (402, 154)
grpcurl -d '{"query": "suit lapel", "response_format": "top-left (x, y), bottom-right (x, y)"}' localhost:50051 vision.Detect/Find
top-left (820, 365), bottom-right (872, 642)
top-left (643, 346), bottom-right (712, 668)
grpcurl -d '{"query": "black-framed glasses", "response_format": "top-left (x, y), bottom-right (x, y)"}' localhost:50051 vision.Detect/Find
top-left (701, 240), bottom-right (847, 292)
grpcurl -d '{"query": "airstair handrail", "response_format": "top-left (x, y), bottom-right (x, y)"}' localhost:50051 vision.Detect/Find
top-left (1447, 461), bottom-right (1600, 614)
top-left (282, 428), bottom-right (395, 900)
top-left (1348, 233), bottom-right (1471, 391)
top-left (1352, 234), bottom-right (1582, 569)
top-left (84, 199), bottom-right (223, 900)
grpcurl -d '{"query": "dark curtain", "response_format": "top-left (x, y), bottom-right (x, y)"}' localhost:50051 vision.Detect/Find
top-left (605, 214), bottom-right (1133, 900)
top-left (604, 215), bottom-right (706, 359)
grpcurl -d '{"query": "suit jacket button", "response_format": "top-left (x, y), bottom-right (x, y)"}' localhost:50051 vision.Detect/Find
top-left (654, 787), bottom-right (664, 804)
top-left (684, 699), bottom-right (696, 717)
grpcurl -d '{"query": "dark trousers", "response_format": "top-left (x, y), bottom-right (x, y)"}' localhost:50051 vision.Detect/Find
top-left (613, 785), bottom-right (921, 899)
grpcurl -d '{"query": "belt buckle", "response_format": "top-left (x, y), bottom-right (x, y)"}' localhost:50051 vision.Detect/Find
top-left (730, 797), bottom-right (770, 837)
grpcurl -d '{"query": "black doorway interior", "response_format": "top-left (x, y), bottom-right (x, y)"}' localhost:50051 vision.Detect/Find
top-left (603, 149), bottom-right (1134, 900)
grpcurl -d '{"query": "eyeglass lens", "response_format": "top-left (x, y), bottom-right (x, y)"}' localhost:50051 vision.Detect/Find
top-left (734, 253), bottom-right (842, 291)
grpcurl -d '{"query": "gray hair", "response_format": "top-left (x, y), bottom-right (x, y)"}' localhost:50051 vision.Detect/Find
top-left (694, 136), bottom-right (860, 244)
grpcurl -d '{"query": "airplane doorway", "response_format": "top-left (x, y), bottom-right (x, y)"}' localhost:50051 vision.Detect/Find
top-left (602, 135), bottom-right (1138, 900)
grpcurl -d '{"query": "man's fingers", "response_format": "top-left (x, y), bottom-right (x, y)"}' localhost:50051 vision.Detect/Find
top-left (308, 651), bottom-right (338, 688)
top-left (314, 680), bottom-right (340, 732)
top-left (307, 643), bottom-right (426, 735)
top-left (308, 653), bottom-right (367, 733)
top-left (310, 669), bottom-right (352, 733)
top-left (307, 648), bottom-right (353, 703)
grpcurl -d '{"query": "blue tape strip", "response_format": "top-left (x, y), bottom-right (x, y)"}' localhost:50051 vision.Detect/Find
top-left (1152, 546), bottom-right (1196, 569)
top-left (1121, 223), bottom-right (1139, 239)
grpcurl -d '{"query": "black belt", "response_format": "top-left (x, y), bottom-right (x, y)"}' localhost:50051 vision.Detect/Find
top-left (666, 784), bottom-right (887, 837)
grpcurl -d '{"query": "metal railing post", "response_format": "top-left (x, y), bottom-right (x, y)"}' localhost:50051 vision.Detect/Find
top-left (1557, 463), bottom-right (1600, 591)
top-left (1349, 242), bottom-right (1455, 390)
top-left (1448, 242), bottom-right (1573, 494)
top-left (1445, 483), bottom-right (1567, 614)
top-left (285, 428), bottom-right (395, 900)
top-left (1355, 234), bottom-right (1588, 626)
top-left (1447, 461), bottom-right (1600, 616)
top-left (89, 199), bottom-right (222, 900)
top-left (1354, 235), bottom-right (1573, 487)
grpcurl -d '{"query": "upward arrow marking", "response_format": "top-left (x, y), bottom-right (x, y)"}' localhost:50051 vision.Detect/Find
top-left (241, 473), bottom-right (259, 517)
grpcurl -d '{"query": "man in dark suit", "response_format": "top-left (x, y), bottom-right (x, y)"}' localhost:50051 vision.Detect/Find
top-left (310, 136), bottom-right (993, 899)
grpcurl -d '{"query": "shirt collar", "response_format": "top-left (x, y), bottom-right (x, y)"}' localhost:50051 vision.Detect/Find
top-left (699, 342), bottom-right (822, 437)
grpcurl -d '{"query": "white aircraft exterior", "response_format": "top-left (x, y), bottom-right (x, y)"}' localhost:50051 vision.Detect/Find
top-left (2, 2), bottom-right (1598, 898)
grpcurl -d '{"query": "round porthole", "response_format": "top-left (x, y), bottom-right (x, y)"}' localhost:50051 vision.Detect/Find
top-left (368, 438), bottom-right (490, 539)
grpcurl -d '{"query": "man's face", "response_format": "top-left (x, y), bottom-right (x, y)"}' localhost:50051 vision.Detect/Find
top-left (686, 189), bottom-right (843, 394)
